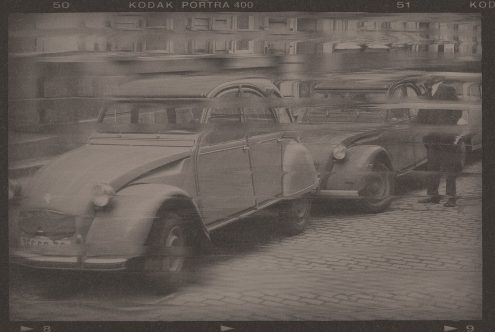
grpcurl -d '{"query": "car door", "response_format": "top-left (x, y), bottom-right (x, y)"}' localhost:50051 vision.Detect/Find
top-left (380, 108), bottom-right (418, 171)
top-left (243, 89), bottom-right (283, 204)
top-left (197, 89), bottom-right (256, 225)
top-left (387, 82), bottom-right (425, 170)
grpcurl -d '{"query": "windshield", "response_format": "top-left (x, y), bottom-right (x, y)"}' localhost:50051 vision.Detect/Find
top-left (98, 102), bottom-right (204, 134)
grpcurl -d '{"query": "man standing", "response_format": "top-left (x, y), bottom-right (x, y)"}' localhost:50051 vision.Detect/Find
top-left (417, 83), bottom-right (464, 207)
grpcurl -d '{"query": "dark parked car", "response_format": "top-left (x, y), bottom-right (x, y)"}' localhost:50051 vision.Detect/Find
top-left (295, 74), bottom-right (481, 212)
top-left (387, 72), bottom-right (481, 155)
top-left (9, 76), bottom-right (318, 283)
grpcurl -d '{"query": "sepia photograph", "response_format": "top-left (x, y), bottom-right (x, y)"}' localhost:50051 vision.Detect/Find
top-left (6, 5), bottom-right (485, 327)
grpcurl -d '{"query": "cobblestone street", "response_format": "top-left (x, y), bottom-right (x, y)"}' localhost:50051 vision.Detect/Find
top-left (10, 160), bottom-right (482, 321)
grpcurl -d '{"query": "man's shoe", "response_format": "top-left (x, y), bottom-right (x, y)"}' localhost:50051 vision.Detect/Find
top-left (418, 196), bottom-right (441, 204)
top-left (444, 198), bottom-right (456, 207)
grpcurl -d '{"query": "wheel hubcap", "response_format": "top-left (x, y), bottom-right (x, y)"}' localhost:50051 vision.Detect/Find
top-left (293, 200), bottom-right (309, 224)
top-left (164, 226), bottom-right (184, 272)
top-left (364, 164), bottom-right (390, 204)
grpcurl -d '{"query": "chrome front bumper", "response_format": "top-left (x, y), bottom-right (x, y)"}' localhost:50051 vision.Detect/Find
top-left (10, 250), bottom-right (130, 271)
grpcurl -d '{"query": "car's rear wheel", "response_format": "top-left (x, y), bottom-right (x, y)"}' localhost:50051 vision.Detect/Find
top-left (144, 211), bottom-right (190, 292)
top-left (358, 161), bottom-right (394, 213)
top-left (279, 198), bottom-right (311, 235)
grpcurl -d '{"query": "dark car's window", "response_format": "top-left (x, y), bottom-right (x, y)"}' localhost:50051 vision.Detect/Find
top-left (416, 109), bottom-right (463, 125)
top-left (301, 90), bottom-right (387, 123)
top-left (98, 102), bottom-right (203, 133)
top-left (273, 107), bottom-right (292, 124)
top-left (387, 109), bottom-right (410, 122)
top-left (389, 85), bottom-right (419, 98)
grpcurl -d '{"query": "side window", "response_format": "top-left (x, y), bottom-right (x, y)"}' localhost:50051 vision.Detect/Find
top-left (244, 102), bottom-right (277, 136)
top-left (390, 84), bottom-right (419, 98)
top-left (202, 90), bottom-right (245, 145)
top-left (387, 109), bottom-right (410, 123)
top-left (273, 107), bottom-right (292, 124)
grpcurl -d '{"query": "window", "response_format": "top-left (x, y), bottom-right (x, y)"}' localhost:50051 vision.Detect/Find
top-left (203, 90), bottom-right (245, 145)
top-left (212, 16), bottom-right (231, 30)
top-left (237, 16), bottom-right (253, 30)
top-left (113, 15), bottom-right (144, 30)
top-left (36, 36), bottom-right (80, 53)
top-left (387, 109), bottom-right (410, 122)
top-left (274, 107), bottom-right (292, 124)
top-left (380, 22), bottom-right (391, 30)
top-left (418, 22), bottom-right (430, 29)
top-left (213, 40), bottom-right (229, 54)
top-left (301, 106), bottom-right (386, 123)
top-left (99, 103), bottom-right (203, 133)
top-left (144, 36), bottom-right (172, 53)
top-left (189, 17), bottom-right (210, 30)
top-left (237, 40), bottom-right (249, 50)
top-left (189, 40), bottom-right (211, 54)
top-left (146, 16), bottom-right (173, 29)
top-left (390, 84), bottom-right (419, 98)
top-left (244, 99), bottom-right (277, 136)
top-left (112, 37), bottom-right (138, 52)
top-left (297, 18), bottom-right (317, 32)
top-left (234, 40), bottom-right (254, 54)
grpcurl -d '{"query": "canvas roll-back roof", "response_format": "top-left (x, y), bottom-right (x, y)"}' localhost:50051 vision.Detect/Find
top-left (110, 75), bottom-right (279, 98)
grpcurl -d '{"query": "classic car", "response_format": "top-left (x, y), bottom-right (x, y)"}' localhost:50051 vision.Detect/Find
top-left (9, 76), bottom-right (318, 284)
top-left (294, 74), bottom-right (481, 212)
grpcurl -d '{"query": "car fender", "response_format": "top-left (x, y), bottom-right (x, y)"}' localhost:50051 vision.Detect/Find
top-left (282, 140), bottom-right (319, 197)
top-left (85, 183), bottom-right (207, 257)
top-left (323, 145), bottom-right (393, 192)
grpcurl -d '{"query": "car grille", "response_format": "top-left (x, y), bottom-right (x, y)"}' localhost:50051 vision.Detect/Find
top-left (18, 210), bottom-right (76, 240)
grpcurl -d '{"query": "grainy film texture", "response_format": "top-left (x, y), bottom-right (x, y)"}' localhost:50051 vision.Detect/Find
top-left (8, 12), bottom-right (482, 321)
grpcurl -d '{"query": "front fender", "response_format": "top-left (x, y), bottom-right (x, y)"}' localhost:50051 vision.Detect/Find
top-left (323, 145), bottom-right (392, 192)
top-left (85, 184), bottom-right (204, 258)
top-left (282, 140), bottom-right (318, 197)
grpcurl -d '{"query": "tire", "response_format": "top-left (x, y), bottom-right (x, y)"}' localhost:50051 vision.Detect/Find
top-left (358, 161), bottom-right (394, 213)
top-left (143, 211), bottom-right (190, 292)
top-left (279, 198), bottom-right (311, 235)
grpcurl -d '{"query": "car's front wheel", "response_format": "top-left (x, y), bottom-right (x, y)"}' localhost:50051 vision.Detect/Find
top-left (358, 161), bottom-right (394, 213)
top-left (144, 211), bottom-right (190, 292)
top-left (279, 198), bottom-right (311, 235)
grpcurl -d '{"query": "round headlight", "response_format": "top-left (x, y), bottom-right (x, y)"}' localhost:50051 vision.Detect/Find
top-left (92, 183), bottom-right (115, 208)
top-left (332, 144), bottom-right (347, 160)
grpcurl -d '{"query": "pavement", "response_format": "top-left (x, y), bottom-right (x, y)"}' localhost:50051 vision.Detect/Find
top-left (9, 160), bottom-right (482, 321)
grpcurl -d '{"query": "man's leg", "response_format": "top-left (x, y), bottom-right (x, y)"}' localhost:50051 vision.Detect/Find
top-left (443, 146), bottom-right (461, 207)
top-left (444, 173), bottom-right (457, 207)
top-left (419, 148), bottom-right (441, 203)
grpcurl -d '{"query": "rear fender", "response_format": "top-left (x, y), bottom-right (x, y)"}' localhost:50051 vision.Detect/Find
top-left (85, 184), bottom-right (206, 257)
top-left (282, 140), bottom-right (318, 197)
top-left (324, 145), bottom-right (393, 191)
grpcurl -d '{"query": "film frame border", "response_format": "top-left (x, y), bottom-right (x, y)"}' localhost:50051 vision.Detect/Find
top-left (1, 0), bottom-right (494, 331)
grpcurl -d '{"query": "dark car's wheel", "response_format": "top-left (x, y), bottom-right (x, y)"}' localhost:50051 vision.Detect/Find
top-left (358, 161), bottom-right (394, 213)
top-left (279, 198), bottom-right (311, 235)
top-left (144, 211), bottom-right (190, 292)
